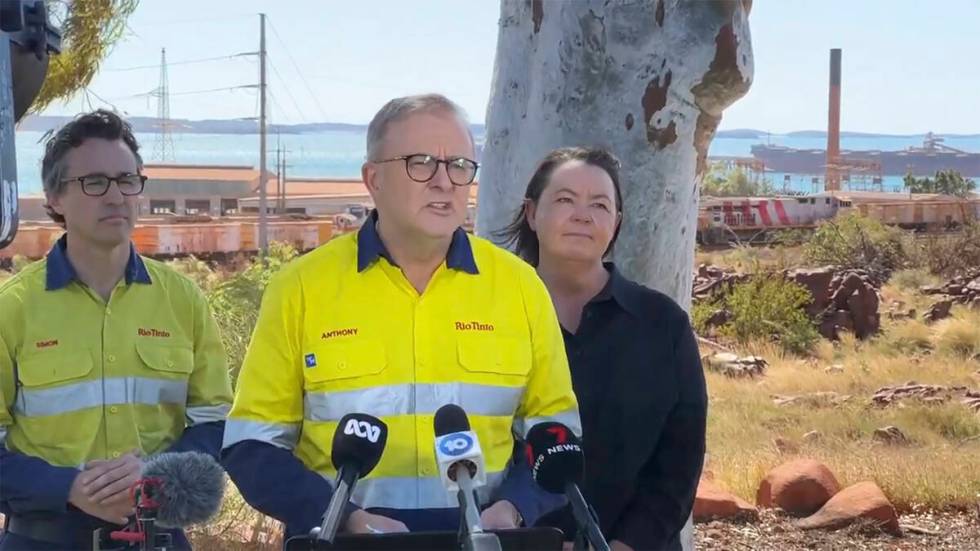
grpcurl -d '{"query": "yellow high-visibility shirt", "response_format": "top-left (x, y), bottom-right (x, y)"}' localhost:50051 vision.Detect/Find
top-left (224, 215), bottom-right (579, 510)
top-left (0, 236), bottom-right (233, 467)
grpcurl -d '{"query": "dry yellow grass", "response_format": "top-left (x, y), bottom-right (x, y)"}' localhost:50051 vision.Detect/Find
top-left (707, 330), bottom-right (980, 512)
top-left (882, 318), bottom-right (934, 354)
top-left (933, 308), bottom-right (980, 359)
top-left (889, 267), bottom-right (942, 292)
top-left (700, 245), bottom-right (980, 511)
top-left (696, 245), bottom-right (806, 273)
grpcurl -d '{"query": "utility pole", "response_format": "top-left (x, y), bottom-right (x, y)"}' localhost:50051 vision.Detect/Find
top-left (275, 134), bottom-right (281, 215)
top-left (258, 13), bottom-right (268, 256)
top-left (280, 148), bottom-right (288, 213)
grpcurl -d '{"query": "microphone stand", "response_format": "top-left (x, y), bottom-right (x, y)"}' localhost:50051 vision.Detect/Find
top-left (567, 483), bottom-right (609, 551)
top-left (312, 467), bottom-right (356, 544)
top-left (455, 466), bottom-right (502, 551)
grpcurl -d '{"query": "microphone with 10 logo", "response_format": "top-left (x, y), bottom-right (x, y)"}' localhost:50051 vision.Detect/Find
top-left (433, 404), bottom-right (501, 551)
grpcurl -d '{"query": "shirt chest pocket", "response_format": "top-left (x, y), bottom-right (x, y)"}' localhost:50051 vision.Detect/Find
top-left (456, 335), bottom-right (532, 378)
top-left (133, 343), bottom-right (194, 408)
top-left (303, 338), bottom-right (387, 388)
top-left (15, 350), bottom-right (95, 418)
top-left (135, 343), bottom-right (195, 378)
top-left (17, 350), bottom-right (93, 387)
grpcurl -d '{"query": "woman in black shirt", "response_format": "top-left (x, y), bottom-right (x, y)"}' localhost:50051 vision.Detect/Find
top-left (497, 147), bottom-right (707, 551)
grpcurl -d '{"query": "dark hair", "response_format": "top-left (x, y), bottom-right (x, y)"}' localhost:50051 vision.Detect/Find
top-left (40, 109), bottom-right (143, 227)
top-left (495, 147), bottom-right (623, 266)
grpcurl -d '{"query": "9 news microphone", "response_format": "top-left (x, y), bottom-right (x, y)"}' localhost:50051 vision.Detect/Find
top-left (311, 413), bottom-right (388, 543)
top-left (433, 404), bottom-right (502, 551)
top-left (526, 423), bottom-right (610, 551)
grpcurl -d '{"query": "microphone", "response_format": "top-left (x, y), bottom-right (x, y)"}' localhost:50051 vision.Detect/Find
top-left (106, 451), bottom-right (226, 550)
top-left (311, 413), bottom-right (388, 543)
top-left (433, 404), bottom-right (502, 551)
top-left (140, 451), bottom-right (226, 528)
top-left (526, 423), bottom-right (609, 551)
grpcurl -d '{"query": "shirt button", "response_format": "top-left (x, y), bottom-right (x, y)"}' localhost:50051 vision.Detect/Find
top-left (107, 354), bottom-right (116, 363)
top-left (110, 406), bottom-right (119, 414)
top-left (338, 361), bottom-right (347, 370)
top-left (112, 451), bottom-right (121, 459)
top-left (167, 360), bottom-right (175, 368)
top-left (105, 308), bottom-right (112, 316)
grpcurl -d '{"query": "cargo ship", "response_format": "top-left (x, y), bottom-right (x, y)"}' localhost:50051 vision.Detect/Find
top-left (751, 133), bottom-right (980, 177)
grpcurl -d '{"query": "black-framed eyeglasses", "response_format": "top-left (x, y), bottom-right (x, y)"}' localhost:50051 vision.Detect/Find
top-left (373, 153), bottom-right (479, 186)
top-left (60, 174), bottom-right (147, 197)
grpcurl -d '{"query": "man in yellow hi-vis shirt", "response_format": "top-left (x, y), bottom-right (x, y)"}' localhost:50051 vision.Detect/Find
top-left (222, 94), bottom-right (580, 538)
top-left (0, 110), bottom-right (233, 550)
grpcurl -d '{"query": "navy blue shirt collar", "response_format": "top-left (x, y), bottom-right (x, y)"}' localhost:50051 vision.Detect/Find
top-left (356, 210), bottom-right (479, 275)
top-left (45, 233), bottom-right (152, 291)
top-left (590, 262), bottom-right (646, 318)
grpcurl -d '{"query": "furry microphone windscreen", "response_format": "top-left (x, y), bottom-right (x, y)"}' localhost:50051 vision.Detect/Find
top-left (141, 451), bottom-right (226, 528)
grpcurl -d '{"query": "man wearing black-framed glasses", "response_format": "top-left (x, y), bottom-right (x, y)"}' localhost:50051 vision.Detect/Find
top-left (0, 110), bottom-right (232, 550)
top-left (223, 94), bottom-right (579, 540)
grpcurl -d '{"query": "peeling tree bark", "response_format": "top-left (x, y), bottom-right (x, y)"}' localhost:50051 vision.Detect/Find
top-left (477, 0), bottom-right (753, 311)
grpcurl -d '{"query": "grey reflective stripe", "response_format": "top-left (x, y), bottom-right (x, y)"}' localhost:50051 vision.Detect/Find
top-left (0, 426), bottom-right (6, 447)
top-left (185, 403), bottom-right (231, 426)
top-left (349, 470), bottom-right (507, 510)
top-left (13, 377), bottom-right (188, 418)
top-left (222, 418), bottom-right (301, 450)
top-left (514, 408), bottom-right (583, 439)
top-left (304, 383), bottom-right (524, 423)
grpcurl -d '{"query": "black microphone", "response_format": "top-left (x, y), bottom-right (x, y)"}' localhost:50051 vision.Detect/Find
top-left (311, 413), bottom-right (388, 543)
top-left (433, 404), bottom-right (501, 551)
top-left (526, 423), bottom-right (610, 551)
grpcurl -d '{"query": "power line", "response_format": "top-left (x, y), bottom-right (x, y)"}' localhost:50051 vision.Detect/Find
top-left (171, 84), bottom-right (258, 97)
top-left (266, 17), bottom-right (330, 122)
top-left (104, 53), bottom-right (255, 72)
top-left (266, 54), bottom-right (308, 123)
top-left (267, 91), bottom-right (293, 125)
top-left (143, 14), bottom-right (255, 27)
top-left (85, 88), bottom-right (122, 113)
top-left (104, 84), bottom-right (257, 102)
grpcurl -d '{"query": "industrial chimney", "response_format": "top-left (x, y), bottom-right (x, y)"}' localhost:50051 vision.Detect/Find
top-left (826, 48), bottom-right (842, 191)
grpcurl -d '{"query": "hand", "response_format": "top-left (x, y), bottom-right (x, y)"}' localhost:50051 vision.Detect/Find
top-left (82, 451), bottom-right (143, 506)
top-left (480, 500), bottom-right (521, 530)
top-left (343, 509), bottom-right (409, 534)
top-left (68, 472), bottom-right (133, 525)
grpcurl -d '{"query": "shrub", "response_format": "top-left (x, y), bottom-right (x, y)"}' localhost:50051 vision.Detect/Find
top-left (208, 242), bottom-right (299, 385)
top-left (803, 212), bottom-right (910, 279)
top-left (717, 274), bottom-right (820, 354)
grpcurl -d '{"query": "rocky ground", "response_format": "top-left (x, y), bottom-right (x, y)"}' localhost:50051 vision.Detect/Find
top-left (695, 508), bottom-right (980, 550)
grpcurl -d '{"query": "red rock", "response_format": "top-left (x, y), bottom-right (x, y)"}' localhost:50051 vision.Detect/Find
top-left (756, 459), bottom-right (841, 516)
top-left (694, 478), bottom-right (758, 522)
top-left (797, 481), bottom-right (901, 535)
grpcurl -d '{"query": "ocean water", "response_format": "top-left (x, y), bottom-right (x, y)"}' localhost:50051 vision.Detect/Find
top-left (11, 129), bottom-right (980, 196)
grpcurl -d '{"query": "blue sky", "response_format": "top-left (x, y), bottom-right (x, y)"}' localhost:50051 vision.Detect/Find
top-left (41, 0), bottom-right (980, 134)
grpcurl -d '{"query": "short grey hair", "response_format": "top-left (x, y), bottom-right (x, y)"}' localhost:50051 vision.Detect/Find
top-left (366, 93), bottom-right (472, 161)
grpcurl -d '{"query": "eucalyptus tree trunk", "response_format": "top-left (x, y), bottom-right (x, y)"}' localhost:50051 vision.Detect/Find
top-left (477, 0), bottom-right (753, 311)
